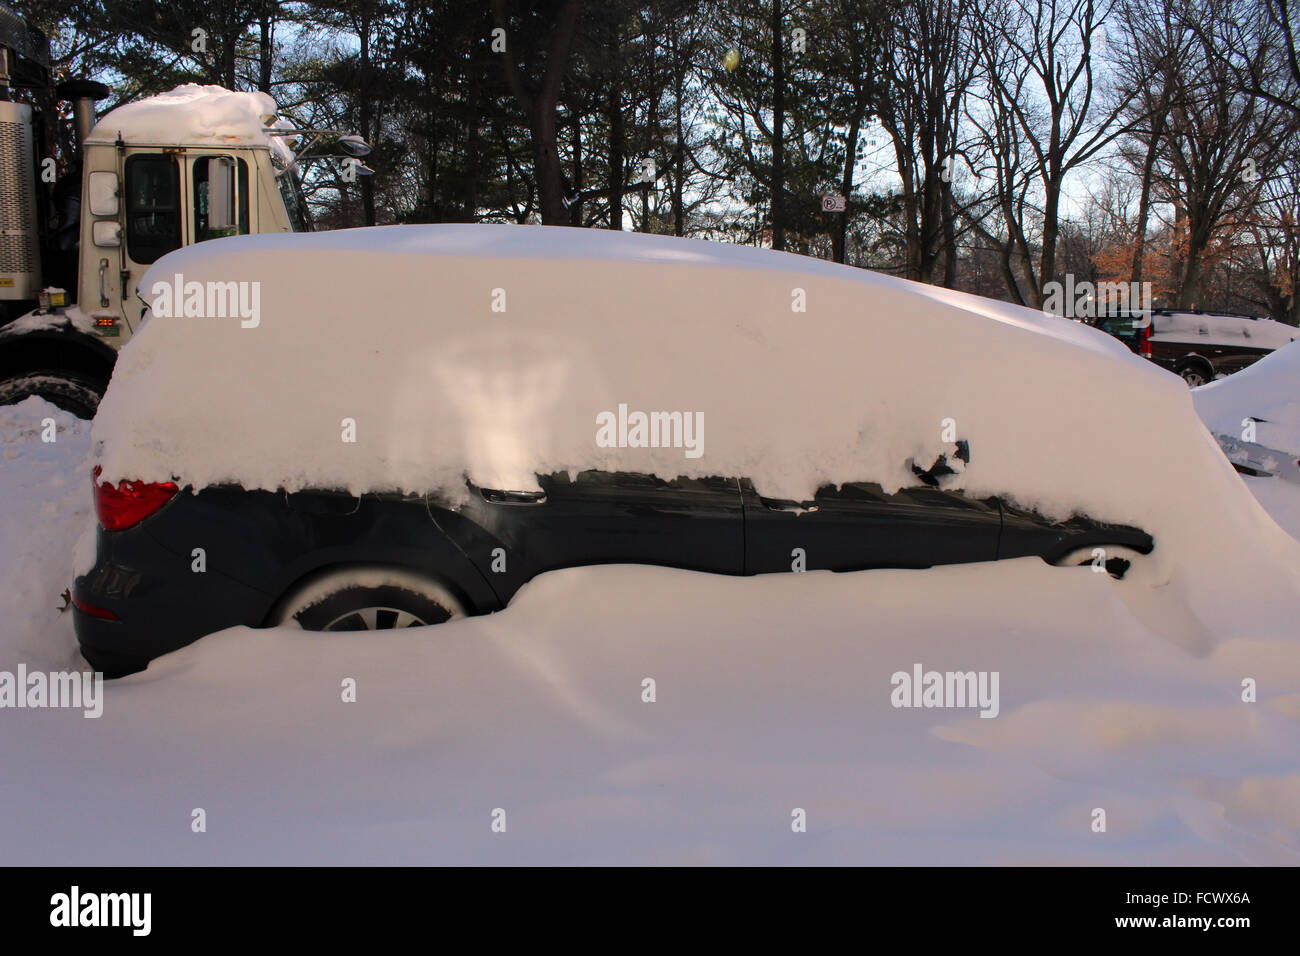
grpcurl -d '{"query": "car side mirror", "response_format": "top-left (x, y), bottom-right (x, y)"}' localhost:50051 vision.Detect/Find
top-left (910, 440), bottom-right (970, 487)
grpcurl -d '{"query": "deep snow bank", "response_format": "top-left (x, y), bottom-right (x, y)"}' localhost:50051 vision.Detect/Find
top-left (91, 225), bottom-right (1300, 643)
top-left (5, 383), bottom-right (1300, 864)
top-left (0, 398), bottom-right (91, 671)
top-left (1195, 339), bottom-right (1300, 457)
top-left (6, 560), bottom-right (1300, 865)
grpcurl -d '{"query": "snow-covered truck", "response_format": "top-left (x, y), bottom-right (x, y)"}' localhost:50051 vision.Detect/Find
top-left (0, 4), bottom-right (368, 417)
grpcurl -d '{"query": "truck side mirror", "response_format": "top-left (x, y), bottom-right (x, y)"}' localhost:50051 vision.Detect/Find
top-left (208, 156), bottom-right (236, 231)
top-left (87, 171), bottom-right (119, 216)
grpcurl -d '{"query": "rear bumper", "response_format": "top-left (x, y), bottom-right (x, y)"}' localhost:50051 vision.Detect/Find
top-left (72, 523), bottom-right (273, 676)
top-left (72, 610), bottom-right (152, 677)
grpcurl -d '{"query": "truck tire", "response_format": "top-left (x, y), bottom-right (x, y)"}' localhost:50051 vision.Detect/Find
top-left (0, 370), bottom-right (105, 419)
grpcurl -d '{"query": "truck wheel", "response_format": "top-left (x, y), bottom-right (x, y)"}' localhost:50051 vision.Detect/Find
top-left (0, 370), bottom-right (105, 419)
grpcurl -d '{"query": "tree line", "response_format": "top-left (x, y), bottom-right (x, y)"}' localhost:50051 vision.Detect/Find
top-left (18, 0), bottom-right (1300, 322)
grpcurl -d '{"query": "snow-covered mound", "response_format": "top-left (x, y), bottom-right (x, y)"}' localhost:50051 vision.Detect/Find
top-left (1195, 339), bottom-right (1300, 458)
top-left (1151, 311), bottom-right (1299, 351)
top-left (86, 84), bottom-right (295, 164)
top-left (0, 398), bottom-right (92, 671)
top-left (91, 224), bottom-right (1300, 642)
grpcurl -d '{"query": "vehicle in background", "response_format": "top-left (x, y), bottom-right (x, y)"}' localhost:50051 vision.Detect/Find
top-left (1193, 340), bottom-right (1300, 486)
top-left (1092, 309), bottom-right (1299, 386)
top-left (0, 2), bottom-right (369, 418)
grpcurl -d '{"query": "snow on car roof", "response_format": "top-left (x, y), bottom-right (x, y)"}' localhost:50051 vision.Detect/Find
top-left (1152, 310), bottom-right (1299, 350)
top-left (91, 224), bottom-right (1300, 639)
top-left (95, 223), bottom-right (1220, 512)
top-left (86, 84), bottom-right (295, 165)
top-left (144, 223), bottom-right (1134, 357)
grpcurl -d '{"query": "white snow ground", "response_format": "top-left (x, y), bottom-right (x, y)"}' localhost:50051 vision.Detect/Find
top-left (2, 396), bottom-right (1300, 865)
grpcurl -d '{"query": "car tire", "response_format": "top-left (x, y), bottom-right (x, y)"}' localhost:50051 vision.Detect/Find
top-left (269, 566), bottom-right (467, 631)
top-left (0, 369), bottom-right (105, 419)
top-left (1051, 545), bottom-right (1146, 580)
top-left (1176, 363), bottom-right (1213, 388)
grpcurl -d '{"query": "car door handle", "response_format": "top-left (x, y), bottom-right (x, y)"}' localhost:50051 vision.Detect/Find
top-left (479, 488), bottom-right (547, 505)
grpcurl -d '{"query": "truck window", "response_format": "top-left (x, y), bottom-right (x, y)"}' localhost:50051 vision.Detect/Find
top-left (124, 154), bottom-right (182, 264)
top-left (192, 156), bottom-right (250, 241)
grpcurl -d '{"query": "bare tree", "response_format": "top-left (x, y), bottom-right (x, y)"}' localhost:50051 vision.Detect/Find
top-left (869, 0), bottom-right (980, 284)
top-left (1152, 0), bottom-right (1295, 306)
top-left (1111, 0), bottom-right (1192, 287)
top-left (968, 0), bottom-right (1152, 306)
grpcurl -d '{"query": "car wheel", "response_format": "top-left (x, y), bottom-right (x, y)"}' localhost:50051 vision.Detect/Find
top-left (270, 567), bottom-right (466, 631)
top-left (1178, 365), bottom-right (1211, 388)
top-left (0, 369), bottom-right (105, 419)
top-left (1051, 545), bottom-right (1146, 580)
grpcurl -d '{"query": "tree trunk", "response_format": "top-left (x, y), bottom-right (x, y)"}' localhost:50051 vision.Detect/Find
top-left (1131, 133), bottom-right (1161, 287)
top-left (463, 71), bottom-right (482, 221)
top-left (607, 73), bottom-right (624, 229)
top-left (672, 38), bottom-right (686, 237)
top-left (569, 108), bottom-right (583, 225)
top-left (1130, 92), bottom-right (1168, 287)
top-left (221, 5), bottom-right (238, 88)
top-left (941, 185), bottom-right (957, 288)
top-left (1035, 175), bottom-right (1063, 309)
top-left (833, 111), bottom-right (861, 264)
top-left (358, 9), bottom-right (376, 227)
top-left (258, 12), bottom-right (273, 93)
top-left (770, 0), bottom-right (786, 250)
top-left (532, 1), bottom-right (580, 224)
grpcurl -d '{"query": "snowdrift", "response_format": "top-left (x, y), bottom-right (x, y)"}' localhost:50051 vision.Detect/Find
top-left (91, 224), bottom-right (1300, 641)
top-left (9, 394), bottom-right (1299, 863)
top-left (1195, 339), bottom-right (1300, 458)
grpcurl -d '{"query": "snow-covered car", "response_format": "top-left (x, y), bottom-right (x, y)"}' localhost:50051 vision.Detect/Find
top-left (1194, 339), bottom-right (1300, 485)
top-left (66, 224), bottom-right (1221, 676)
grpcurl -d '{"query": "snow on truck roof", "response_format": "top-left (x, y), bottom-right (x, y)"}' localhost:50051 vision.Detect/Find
top-left (86, 84), bottom-right (295, 164)
top-left (93, 223), bottom-right (1300, 639)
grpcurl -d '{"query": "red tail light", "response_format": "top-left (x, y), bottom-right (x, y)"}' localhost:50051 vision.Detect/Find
top-left (1138, 320), bottom-right (1152, 358)
top-left (71, 592), bottom-right (120, 621)
top-left (93, 466), bottom-right (178, 531)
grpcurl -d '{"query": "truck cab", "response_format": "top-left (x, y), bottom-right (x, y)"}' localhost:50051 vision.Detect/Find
top-left (77, 127), bottom-right (303, 344)
top-left (0, 11), bottom-right (364, 418)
